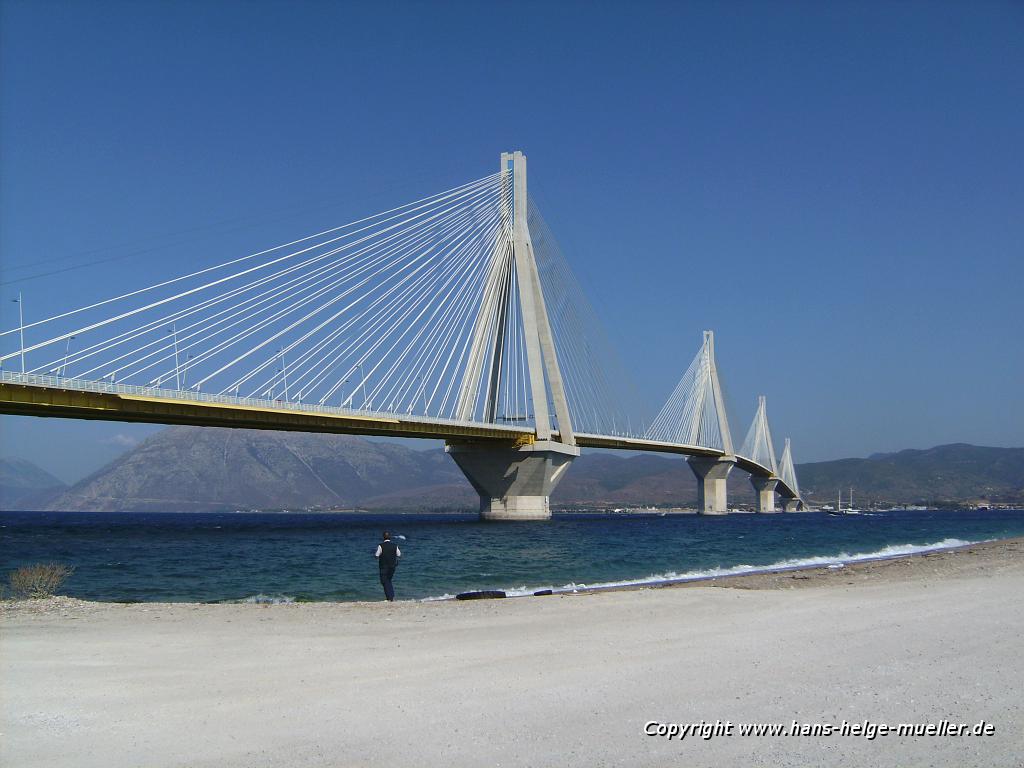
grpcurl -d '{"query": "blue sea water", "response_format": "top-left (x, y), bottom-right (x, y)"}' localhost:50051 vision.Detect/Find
top-left (2, 509), bottom-right (1023, 603)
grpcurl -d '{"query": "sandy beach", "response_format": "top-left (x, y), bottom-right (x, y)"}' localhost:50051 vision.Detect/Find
top-left (2, 538), bottom-right (1022, 767)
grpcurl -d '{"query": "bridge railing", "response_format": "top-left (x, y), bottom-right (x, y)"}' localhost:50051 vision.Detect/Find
top-left (0, 370), bottom-right (531, 435)
top-left (0, 370), bottom-right (799, 496)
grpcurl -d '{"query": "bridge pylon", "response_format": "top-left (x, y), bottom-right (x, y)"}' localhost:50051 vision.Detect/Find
top-left (740, 395), bottom-right (782, 513)
top-left (681, 331), bottom-right (736, 514)
top-left (447, 151), bottom-right (578, 521)
top-left (777, 438), bottom-right (803, 511)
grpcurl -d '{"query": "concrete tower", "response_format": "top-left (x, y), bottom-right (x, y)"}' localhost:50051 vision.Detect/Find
top-left (447, 152), bottom-right (579, 520)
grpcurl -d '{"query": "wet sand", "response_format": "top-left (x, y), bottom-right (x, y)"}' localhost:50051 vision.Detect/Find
top-left (662, 536), bottom-right (1024, 590)
top-left (2, 537), bottom-right (1022, 767)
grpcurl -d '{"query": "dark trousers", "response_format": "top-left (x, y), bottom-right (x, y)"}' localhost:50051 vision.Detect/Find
top-left (379, 566), bottom-right (396, 601)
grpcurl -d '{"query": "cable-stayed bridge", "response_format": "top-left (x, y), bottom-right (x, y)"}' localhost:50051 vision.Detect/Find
top-left (0, 151), bottom-right (803, 519)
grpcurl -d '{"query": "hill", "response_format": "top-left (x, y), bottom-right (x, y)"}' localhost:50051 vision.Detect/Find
top-left (42, 427), bottom-right (466, 513)
top-left (798, 444), bottom-right (1024, 506)
top-left (12, 427), bottom-right (1022, 512)
top-left (0, 457), bottom-right (67, 510)
top-left (35, 427), bottom-right (752, 512)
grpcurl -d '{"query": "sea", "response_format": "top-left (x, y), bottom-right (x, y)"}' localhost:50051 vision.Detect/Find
top-left (2, 508), bottom-right (1023, 603)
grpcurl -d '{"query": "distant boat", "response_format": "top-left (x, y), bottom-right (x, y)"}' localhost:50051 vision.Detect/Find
top-left (845, 488), bottom-right (862, 514)
top-left (828, 488), bottom-right (862, 515)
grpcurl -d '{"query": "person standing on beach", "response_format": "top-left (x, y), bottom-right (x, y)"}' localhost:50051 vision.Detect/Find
top-left (374, 531), bottom-right (401, 601)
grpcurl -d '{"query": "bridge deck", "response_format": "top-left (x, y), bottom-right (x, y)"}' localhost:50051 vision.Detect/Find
top-left (0, 373), bottom-right (530, 443)
top-left (0, 372), bottom-right (796, 497)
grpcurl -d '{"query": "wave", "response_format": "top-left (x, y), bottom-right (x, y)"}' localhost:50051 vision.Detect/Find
top-left (234, 593), bottom-right (297, 604)
top-left (421, 537), bottom-right (980, 601)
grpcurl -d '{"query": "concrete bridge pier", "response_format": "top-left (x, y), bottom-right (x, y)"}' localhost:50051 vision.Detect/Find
top-left (446, 440), bottom-right (579, 521)
top-left (779, 492), bottom-right (803, 512)
top-left (687, 456), bottom-right (735, 514)
top-left (751, 476), bottom-right (780, 513)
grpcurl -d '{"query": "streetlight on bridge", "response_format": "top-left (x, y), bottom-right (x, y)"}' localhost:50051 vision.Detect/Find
top-left (61, 335), bottom-right (76, 377)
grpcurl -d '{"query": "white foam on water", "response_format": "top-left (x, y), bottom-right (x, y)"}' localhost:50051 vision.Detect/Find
top-left (420, 593), bottom-right (456, 602)
top-left (236, 593), bottom-right (296, 604)
top-left (422, 537), bottom-right (982, 601)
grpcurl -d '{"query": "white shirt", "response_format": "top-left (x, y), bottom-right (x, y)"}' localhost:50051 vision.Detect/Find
top-left (374, 543), bottom-right (401, 558)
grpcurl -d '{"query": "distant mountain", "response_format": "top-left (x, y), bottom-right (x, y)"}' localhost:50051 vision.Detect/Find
top-left (26, 429), bottom-right (1024, 512)
top-left (44, 427), bottom-right (466, 513)
top-left (799, 444), bottom-right (1024, 506)
top-left (0, 457), bottom-right (67, 510)
top-left (37, 427), bottom-right (754, 513)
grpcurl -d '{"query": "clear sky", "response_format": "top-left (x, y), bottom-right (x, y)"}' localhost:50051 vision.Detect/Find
top-left (1, 0), bottom-right (1022, 483)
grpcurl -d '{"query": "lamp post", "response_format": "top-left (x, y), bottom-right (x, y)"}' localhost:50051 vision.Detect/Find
top-left (168, 325), bottom-right (181, 390)
top-left (61, 335), bottom-right (76, 377)
top-left (279, 349), bottom-right (290, 401)
top-left (358, 362), bottom-right (367, 409)
top-left (12, 293), bottom-right (25, 373)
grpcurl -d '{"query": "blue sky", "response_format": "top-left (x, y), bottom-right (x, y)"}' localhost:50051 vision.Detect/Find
top-left (1, 0), bottom-right (1022, 482)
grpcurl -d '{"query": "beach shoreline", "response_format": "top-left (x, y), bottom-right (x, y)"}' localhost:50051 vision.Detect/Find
top-left (509, 535), bottom-right (1021, 598)
top-left (2, 535), bottom-right (1019, 615)
top-left (3, 535), bottom-right (1021, 767)
top-left (646, 534), bottom-right (1024, 591)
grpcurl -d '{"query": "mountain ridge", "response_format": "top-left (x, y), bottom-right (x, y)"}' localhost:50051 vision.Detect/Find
top-left (0, 457), bottom-right (67, 510)
top-left (2, 430), bottom-right (1021, 512)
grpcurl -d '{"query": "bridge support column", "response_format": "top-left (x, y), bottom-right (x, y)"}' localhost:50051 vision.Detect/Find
top-left (751, 476), bottom-right (780, 513)
top-left (446, 441), bottom-right (579, 521)
top-left (779, 491), bottom-right (803, 512)
top-left (687, 457), bottom-right (735, 515)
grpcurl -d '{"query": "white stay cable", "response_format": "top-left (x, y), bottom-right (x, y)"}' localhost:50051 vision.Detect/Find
top-left (0, 173), bottom-right (501, 364)
top-left (0, 172), bottom-right (501, 342)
